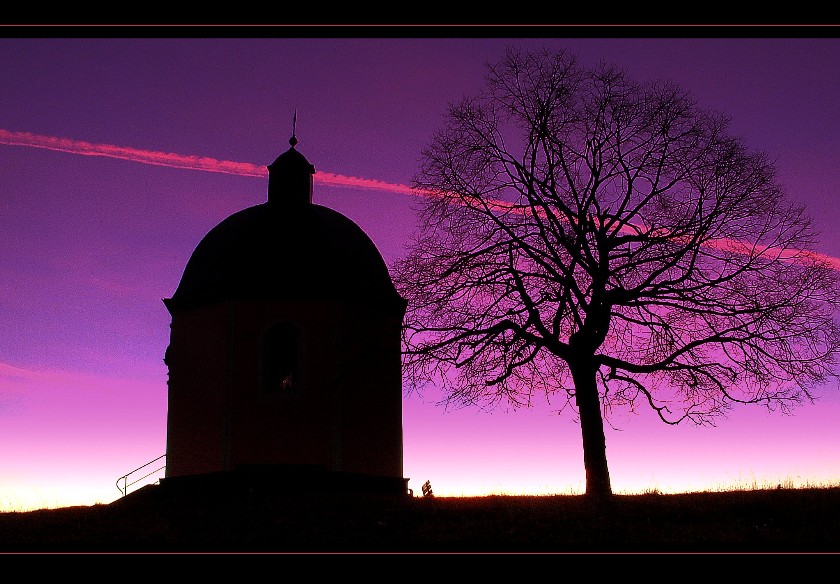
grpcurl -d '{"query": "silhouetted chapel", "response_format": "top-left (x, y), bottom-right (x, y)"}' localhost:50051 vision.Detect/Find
top-left (161, 133), bottom-right (408, 495)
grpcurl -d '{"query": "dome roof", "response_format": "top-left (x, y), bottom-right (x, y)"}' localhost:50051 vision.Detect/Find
top-left (165, 201), bottom-right (406, 314)
top-left (166, 138), bottom-right (405, 314)
top-left (268, 143), bottom-right (314, 173)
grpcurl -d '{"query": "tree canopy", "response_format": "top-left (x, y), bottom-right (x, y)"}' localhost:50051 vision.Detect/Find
top-left (392, 47), bottom-right (840, 498)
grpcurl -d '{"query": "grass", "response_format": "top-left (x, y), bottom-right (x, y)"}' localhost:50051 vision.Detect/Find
top-left (1, 481), bottom-right (839, 553)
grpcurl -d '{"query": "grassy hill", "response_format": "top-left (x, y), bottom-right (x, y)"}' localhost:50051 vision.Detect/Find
top-left (1, 482), bottom-right (839, 553)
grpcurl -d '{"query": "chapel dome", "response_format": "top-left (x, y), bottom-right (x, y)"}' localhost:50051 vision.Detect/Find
top-left (164, 141), bottom-right (406, 315)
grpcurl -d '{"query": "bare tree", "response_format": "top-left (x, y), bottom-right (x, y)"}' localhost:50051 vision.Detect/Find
top-left (392, 47), bottom-right (840, 500)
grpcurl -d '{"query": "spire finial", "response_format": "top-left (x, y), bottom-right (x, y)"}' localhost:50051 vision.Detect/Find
top-left (289, 110), bottom-right (298, 148)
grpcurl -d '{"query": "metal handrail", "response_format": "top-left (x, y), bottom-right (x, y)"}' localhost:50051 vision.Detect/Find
top-left (116, 454), bottom-right (166, 497)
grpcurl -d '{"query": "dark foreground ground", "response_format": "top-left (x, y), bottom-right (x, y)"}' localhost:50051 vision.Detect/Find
top-left (1, 483), bottom-right (839, 554)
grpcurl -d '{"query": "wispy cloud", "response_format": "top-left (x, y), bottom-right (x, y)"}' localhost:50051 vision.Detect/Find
top-left (0, 360), bottom-right (161, 396)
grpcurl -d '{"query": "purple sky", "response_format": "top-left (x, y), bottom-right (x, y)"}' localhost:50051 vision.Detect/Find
top-left (1, 34), bottom-right (840, 510)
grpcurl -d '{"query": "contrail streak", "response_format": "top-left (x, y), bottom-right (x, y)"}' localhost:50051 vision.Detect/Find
top-left (0, 129), bottom-right (416, 195)
top-left (2, 128), bottom-right (839, 271)
top-left (439, 191), bottom-right (840, 273)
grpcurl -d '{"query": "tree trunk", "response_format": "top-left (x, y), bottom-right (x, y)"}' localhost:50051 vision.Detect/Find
top-left (570, 360), bottom-right (612, 500)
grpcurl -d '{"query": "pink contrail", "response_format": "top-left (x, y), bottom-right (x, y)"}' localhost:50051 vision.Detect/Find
top-left (428, 189), bottom-right (840, 273)
top-left (2, 128), bottom-right (839, 272)
top-left (0, 129), bottom-right (416, 195)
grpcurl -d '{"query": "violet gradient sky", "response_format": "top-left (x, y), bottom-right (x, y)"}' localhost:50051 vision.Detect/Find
top-left (2, 33), bottom-right (840, 511)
